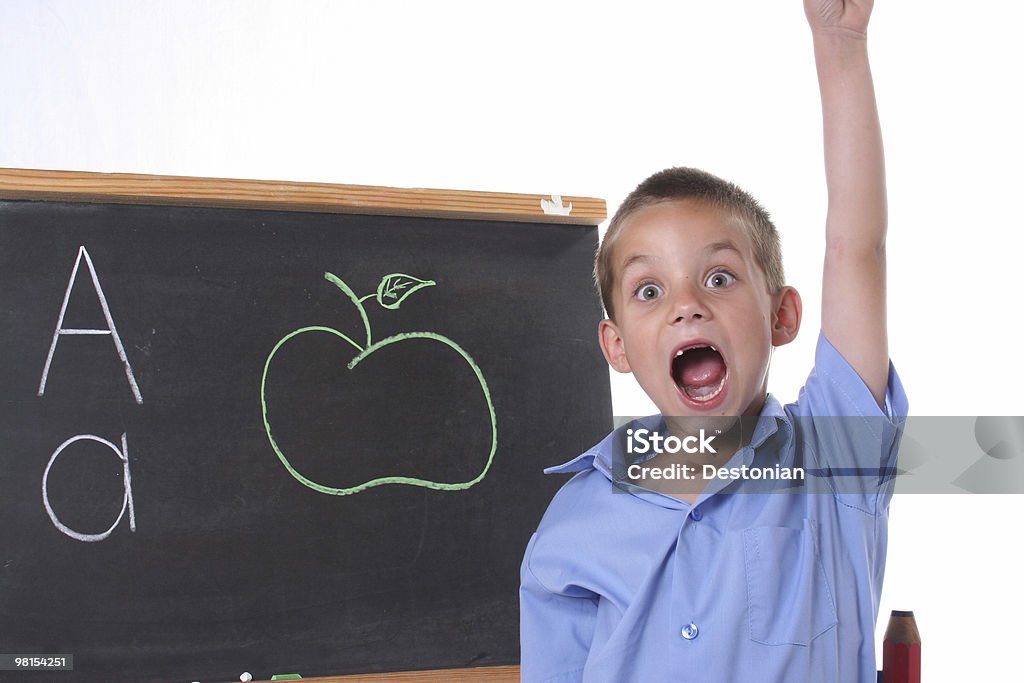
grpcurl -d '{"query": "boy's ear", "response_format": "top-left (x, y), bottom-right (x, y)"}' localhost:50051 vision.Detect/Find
top-left (771, 286), bottom-right (802, 347)
top-left (598, 319), bottom-right (632, 373)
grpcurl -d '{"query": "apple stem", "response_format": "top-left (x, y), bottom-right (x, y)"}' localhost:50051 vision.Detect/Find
top-left (324, 272), bottom-right (373, 348)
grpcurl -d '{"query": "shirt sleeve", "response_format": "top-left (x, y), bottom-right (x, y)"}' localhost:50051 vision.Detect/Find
top-left (790, 331), bottom-right (909, 513)
top-left (519, 532), bottom-right (596, 683)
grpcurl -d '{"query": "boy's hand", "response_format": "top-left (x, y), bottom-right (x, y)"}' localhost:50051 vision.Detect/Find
top-left (804, 0), bottom-right (872, 37)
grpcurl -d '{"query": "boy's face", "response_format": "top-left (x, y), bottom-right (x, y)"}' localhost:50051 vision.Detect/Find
top-left (599, 199), bottom-right (800, 421)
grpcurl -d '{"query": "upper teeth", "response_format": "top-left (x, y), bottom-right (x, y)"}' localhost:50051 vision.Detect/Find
top-left (676, 344), bottom-right (717, 357)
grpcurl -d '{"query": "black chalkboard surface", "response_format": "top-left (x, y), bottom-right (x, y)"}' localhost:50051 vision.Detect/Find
top-left (0, 170), bottom-right (612, 682)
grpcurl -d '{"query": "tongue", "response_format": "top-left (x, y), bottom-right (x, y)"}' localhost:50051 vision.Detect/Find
top-left (680, 348), bottom-right (726, 388)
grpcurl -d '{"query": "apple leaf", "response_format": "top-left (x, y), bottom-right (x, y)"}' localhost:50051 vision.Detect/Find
top-left (375, 273), bottom-right (436, 310)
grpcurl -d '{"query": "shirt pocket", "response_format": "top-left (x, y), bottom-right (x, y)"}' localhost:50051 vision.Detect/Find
top-left (742, 519), bottom-right (838, 646)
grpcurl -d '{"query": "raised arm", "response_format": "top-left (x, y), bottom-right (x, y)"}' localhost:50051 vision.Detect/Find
top-left (805, 0), bottom-right (889, 407)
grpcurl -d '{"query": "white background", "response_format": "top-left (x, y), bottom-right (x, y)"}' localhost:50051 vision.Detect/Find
top-left (2, 1), bottom-right (1022, 679)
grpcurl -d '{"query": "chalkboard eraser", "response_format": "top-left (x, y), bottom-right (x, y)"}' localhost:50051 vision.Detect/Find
top-left (270, 676), bottom-right (302, 681)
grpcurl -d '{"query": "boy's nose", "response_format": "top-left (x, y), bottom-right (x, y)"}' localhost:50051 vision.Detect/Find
top-left (669, 283), bottom-right (710, 324)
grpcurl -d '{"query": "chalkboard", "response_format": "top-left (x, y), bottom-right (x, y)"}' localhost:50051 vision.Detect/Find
top-left (0, 170), bottom-right (612, 682)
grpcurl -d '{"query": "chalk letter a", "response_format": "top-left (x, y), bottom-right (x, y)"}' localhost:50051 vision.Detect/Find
top-left (42, 433), bottom-right (137, 542)
top-left (38, 246), bottom-right (143, 404)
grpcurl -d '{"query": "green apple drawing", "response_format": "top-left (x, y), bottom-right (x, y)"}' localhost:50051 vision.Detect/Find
top-left (260, 271), bottom-right (497, 495)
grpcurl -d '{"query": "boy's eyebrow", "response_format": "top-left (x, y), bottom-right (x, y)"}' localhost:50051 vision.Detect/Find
top-left (705, 240), bottom-right (743, 257)
top-left (617, 241), bottom-right (746, 283)
top-left (620, 242), bottom-right (742, 269)
top-left (619, 254), bottom-right (655, 274)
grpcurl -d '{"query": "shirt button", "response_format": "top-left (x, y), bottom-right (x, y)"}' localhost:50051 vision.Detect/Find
top-left (681, 622), bottom-right (699, 640)
top-left (690, 508), bottom-right (703, 521)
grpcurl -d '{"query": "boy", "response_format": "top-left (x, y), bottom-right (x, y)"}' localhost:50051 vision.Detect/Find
top-left (520, 2), bottom-right (906, 682)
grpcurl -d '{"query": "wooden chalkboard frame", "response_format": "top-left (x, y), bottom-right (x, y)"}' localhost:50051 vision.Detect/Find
top-left (0, 168), bottom-right (605, 225)
top-left (0, 167), bottom-right (605, 682)
top-left (270, 665), bottom-right (520, 681)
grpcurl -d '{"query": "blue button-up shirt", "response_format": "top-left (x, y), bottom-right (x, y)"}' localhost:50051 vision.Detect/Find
top-left (520, 333), bottom-right (908, 682)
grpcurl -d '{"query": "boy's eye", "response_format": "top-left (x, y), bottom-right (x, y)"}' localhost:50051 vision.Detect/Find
top-left (635, 283), bottom-right (664, 301)
top-left (705, 271), bottom-right (735, 289)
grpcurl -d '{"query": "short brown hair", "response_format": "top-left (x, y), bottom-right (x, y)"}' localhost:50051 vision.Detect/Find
top-left (595, 167), bottom-right (784, 320)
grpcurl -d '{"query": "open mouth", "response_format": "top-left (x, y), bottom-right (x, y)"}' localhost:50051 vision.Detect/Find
top-left (671, 343), bottom-right (728, 405)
